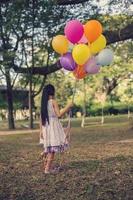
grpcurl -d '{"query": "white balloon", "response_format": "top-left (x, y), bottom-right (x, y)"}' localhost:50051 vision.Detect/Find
top-left (97, 48), bottom-right (114, 66)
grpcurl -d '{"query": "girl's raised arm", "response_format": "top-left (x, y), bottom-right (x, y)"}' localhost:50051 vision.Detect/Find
top-left (52, 99), bottom-right (73, 118)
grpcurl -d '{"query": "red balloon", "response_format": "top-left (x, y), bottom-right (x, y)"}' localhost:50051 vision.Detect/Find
top-left (73, 65), bottom-right (87, 79)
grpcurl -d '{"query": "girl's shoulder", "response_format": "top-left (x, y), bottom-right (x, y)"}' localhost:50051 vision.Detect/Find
top-left (49, 98), bottom-right (55, 103)
top-left (51, 99), bottom-right (58, 107)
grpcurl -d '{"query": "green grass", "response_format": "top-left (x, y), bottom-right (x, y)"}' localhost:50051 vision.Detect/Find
top-left (0, 116), bottom-right (133, 200)
top-left (0, 114), bottom-right (130, 130)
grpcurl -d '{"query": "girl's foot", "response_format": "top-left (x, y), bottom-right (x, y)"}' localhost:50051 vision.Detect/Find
top-left (44, 169), bottom-right (50, 174)
top-left (44, 167), bottom-right (59, 174)
top-left (53, 164), bottom-right (64, 171)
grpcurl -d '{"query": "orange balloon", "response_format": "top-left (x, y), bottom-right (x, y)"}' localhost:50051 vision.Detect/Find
top-left (73, 65), bottom-right (87, 79)
top-left (84, 20), bottom-right (103, 43)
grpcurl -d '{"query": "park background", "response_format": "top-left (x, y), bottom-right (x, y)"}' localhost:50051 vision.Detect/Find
top-left (0, 0), bottom-right (133, 200)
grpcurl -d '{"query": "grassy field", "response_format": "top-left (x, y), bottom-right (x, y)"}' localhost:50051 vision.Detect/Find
top-left (0, 114), bottom-right (131, 130)
top-left (0, 116), bottom-right (133, 200)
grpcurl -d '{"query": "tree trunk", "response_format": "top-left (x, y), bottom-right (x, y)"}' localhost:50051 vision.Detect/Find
top-left (128, 105), bottom-right (131, 119)
top-left (101, 105), bottom-right (104, 125)
top-left (57, 0), bottom-right (89, 5)
top-left (28, 0), bottom-right (35, 129)
top-left (5, 71), bottom-right (15, 129)
top-left (29, 78), bottom-right (34, 129)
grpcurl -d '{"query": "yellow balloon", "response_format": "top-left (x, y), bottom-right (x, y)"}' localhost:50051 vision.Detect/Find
top-left (72, 44), bottom-right (91, 65)
top-left (52, 35), bottom-right (69, 54)
top-left (90, 34), bottom-right (106, 55)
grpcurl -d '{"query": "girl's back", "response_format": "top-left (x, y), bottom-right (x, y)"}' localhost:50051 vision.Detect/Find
top-left (47, 99), bottom-right (57, 119)
top-left (40, 84), bottom-right (73, 173)
top-left (42, 99), bottom-right (68, 152)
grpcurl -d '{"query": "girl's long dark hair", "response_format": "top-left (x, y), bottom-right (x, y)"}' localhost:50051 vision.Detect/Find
top-left (41, 84), bottom-right (55, 125)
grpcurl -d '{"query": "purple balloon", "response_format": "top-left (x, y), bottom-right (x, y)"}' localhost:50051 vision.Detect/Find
top-left (84, 57), bottom-right (100, 74)
top-left (60, 52), bottom-right (76, 71)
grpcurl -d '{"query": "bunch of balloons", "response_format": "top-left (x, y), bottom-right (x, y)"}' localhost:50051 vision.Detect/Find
top-left (52, 19), bottom-right (114, 79)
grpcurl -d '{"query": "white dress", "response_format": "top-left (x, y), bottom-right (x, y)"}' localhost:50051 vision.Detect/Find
top-left (42, 99), bottom-right (68, 153)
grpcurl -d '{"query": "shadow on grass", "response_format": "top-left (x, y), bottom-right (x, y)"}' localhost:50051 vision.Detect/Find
top-left (68, 159), bottom-right (100, 172)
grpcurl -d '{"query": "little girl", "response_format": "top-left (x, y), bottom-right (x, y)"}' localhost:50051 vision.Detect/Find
top-left (40, 84), bottom-right (73, 174)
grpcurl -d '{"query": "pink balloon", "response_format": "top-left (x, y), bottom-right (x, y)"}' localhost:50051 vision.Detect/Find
top-left (78, 34), bottom-right (88, 44)
top-left (84, 57), bottom-right (100, 74)
top-left (64, 20), bottom-right (84, 44)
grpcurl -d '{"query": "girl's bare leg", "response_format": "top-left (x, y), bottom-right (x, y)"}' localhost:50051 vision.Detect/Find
top-left (44, 152), bottom-right (55, 172)
top-left (58, 152), bottom-right (66, 171)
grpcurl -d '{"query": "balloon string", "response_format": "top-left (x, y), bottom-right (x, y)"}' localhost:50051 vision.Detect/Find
top-left (67, 78), bottom-right (78, 128)
top-left (72, 78), bottom-right (77, 103)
